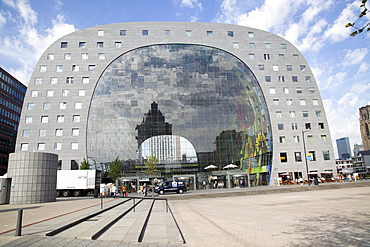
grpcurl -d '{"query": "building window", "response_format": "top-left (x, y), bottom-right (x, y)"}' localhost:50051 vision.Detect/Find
top-left (323, 150), bottom-right (330, 160)
top-left (309, 87), bottom-right (315, 93)
top-left (265, 76), bottom-right (271, 82)
top-left (115, 42), bottom-right (121, 48)
top-left (185, 30), bottom-right (192, 36)
top-left (82, 77), bottom-right (90, 84)
top-left (265, 43), bottom-right (271, 49)
top-left (75, 102), bottom-right (82, 109)
top-left (55, 129), bottom-right (63, 136)
top-left (98, 53), bottom-right (105, 59)
top-left (249, 54), bottom-right (255, 60)
top-left (321, 135), bottom-right (327, 141)
top-left (279, 136), bottom-right (286, 143)
top-left (296, 87), bottom-right (302, 94)
top-left (248, 32), bottom-right (254, 37)
top-left (309, 151), bottom-right (316, 161)
top-left (300, 65), bottom-right (306, 71)
top-left (292, 76), bottom-right (298, 82)
top-left (50, 77), bottom-right (57, 84)
top-left (264, 54), bottom-right (270, 60)
top-left (307, 135), bottom-right (314, 142)
top-left (300, 99), bottom-right (306, 106)
top-left (318, 123), bottom-right (324, 129)
top-left (287, 99), bottom-right (293, 106)
top-left (269, 87), bottom-right (276, 94)
top-left (97, 30), bottom-right (104, 36)
top-left (25, 116), bottom-right (32, 123)
top-left (293, 54), bottom-right (299, 60)
top-left (72, 128), bottom-right (79, 136)
top-left (59, 102), bottom-right (66, 109)
top-left (66, 77), bottom-right (73, 84)
top-left (286, 65), bottom-right (292, 71)
top-left (305, 76), bottom-right (311, 82)
top-left (292, 123), bottom-right (298, 130)
top-left (305, 123), bottom-right (311, 129)
top-left (207, 31), bottom-right (213, 37)
top-left (289, 111), bottom-right (296, 118)
top-left (31, 90), bottom-right (38, 97)
top-left (283, 87), bottom-right (289, 94)
top-left (41, 116), bottom-right (48, 123)
top-left (21, 143), bottom-right (28, 151)
top-left (278, 76), bottom-right (285, 82)
top-left (233, 42), bottom-right (239, 48)
top-left (78, 89), bottom-right (85, 96)
top-left (23, 129), bottom-right (30, 137)
top-left (281, 43), bottom-right (287, 49)
top-left (316, 111), bottom-right (322, 117)
top-left (164, 30), bottom-right (170, 36)
top-left (54, 142), bottom-right (62, 150)
top-left (227, 31), bottom-right (234, 37)
top-left (249, 43), bottom-right (255, 49)
top-left (273, 99), bottom-right (279, 105)
top-left (295, 152), bottom-right (302, 162)
top-left (62, 90), bottom-right (69, 97)
top-left (120, 30), bottom-right (126, 36)
top-left (276, 111), bottom-right (282, 118)
top-left (293, 136), bottom-right (300, 143)
top-left (35, 78), bottom-right (42, 84)
top-left (82, 53), bottom-right (88, 60)
top-left (72, 115), bottom-right (80, 122)
top-left (56, 65), bottom-right (63, 72)
top-left (47, 53), bottom-right (54, 60)
top-left (40, 66), bottom-right (47, 72)
top-left (273, 65), bottom-right (279, 71)
top-left (258, 64), bottom-right (264, 70)
top-left (279, 54), bottom-right (284, 60)
top-left (43, 102), bottom-right (51, 110)
top-left (312, 99), bottom-right (319, 105)
top-left (57, 115), bottom-right (64, 123)
top-left (64, 53), bottom-right (71, 60)
top-left (303, 111), bottom-right (309, 117)
top-left (97, 42), bottom-right (103, 48)
top-left (278, 124), bottom-right (284, 130)
top-left (61, 42), bottom-right (67, 48)
top-left (72, 65), bottom-right (79, 72)
top-left (39, 129), bottom-right (46, 137)
top-left (27, 103), bottom-right (35, 110)
top-left (38, 143), bottom-right (45, 151)
top-left (88, 65), bottom-right (95, 71)
top-left (79, 42), bottom-right (86, 48)
top-left (71, 142), bottom-right (79, 150)
top-left (280, 153), bottom-right (287, 162)
top-left (142, 30), bottom-right (148, 36)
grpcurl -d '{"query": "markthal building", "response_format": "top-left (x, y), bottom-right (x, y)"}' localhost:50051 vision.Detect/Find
top-left (15, 22), bottom-right (335, 187)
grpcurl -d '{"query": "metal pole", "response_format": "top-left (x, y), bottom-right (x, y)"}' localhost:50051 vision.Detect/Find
top-left (302, 130), bottom-right (310, 186)
top-left (133, 198), bottom-right (135, 212)
top-left (101, 195), bottom-right (103, 209)
top-left (15, 209), bottom-right (23, 236)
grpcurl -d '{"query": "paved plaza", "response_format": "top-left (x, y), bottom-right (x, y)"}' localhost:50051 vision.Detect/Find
top-left (0, 182), bottom-right (369, 246)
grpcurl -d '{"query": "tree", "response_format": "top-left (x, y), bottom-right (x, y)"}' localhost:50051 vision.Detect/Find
top-left (345, 0), bottom-right (369, 36)
top-left (142, 153), bottom-right (159, 197)
top-left (79, 158), bottom-right (91, 170)
top-left (109, 156), bottom-right (122, 182)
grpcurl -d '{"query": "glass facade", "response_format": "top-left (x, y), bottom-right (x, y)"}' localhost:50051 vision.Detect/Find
top-left (87, 44), bottom-right (272, 179)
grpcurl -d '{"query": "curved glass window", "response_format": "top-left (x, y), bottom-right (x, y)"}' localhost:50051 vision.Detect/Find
top-left (87, 44), bottom-right (272, 180)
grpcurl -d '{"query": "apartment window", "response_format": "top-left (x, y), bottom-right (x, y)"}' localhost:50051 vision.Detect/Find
top-left (97, 30), bottom-right (104, 36)
top-left (300, 65), bottom-right (306, 71)
top-left (142, 30), bottom-right (148, 36)
top-left (47, 53), bottom-right (54, 60)
top-left (82, 53), bottom-right (88, 60)
top-left (66, 77), bottom-right (73, 84)
top-left (27, 103), bottom-right (35, 110)
top-left (54, 142), bottom-right (62, 150)
top-left (23, 129), bottom-right (30, 137)
top-left (303, 111), bottom-right (309, 117)
top-left (295, 152), bottom-right (302, 162)
top-left (305, 123), bottom-right (311, 129)
top-left (25, 116), bottom-right (32, 123)
top-left (265, 43), bottom-right (271, 49)
top-left (296, 87), bottom-right (302, 94)
top-left (41, 116), bottom-right (48, 123)
top-left (323, 150), bottom-right (330, 160)
top-left (61, 42), bottom-right (67, 48)
top-left (71, 142), bottom-right (78, 150)
top-left (35, 78), bottom-right (42, 84)
top-left (264, 54), bottom-right (270, 60)
top-left (79, 42), bottom-right (86, 48)
top-left (278, 124), bottom-right (284, 130)
top-left (281, 43), bottom-right (287, 49)
top-left (289, 111), bottom-right (296, 118)
top-left (88, 65), bottom-right (95, 71)
top-left (21, 143), bottom-right (28, 151)
top-left (115, 42), bottom-right (121, 48)
top-left (38, 143), bottom-right (45, 151)
top-left (227, 31), bottom-right (234, 37)
top-left (265, 76), bottom-right (271, 82)
top-left (59, 102), bottom-right (66, 109)
top-left (312, 99), bottom-right (319, 105)
top-left (78, 89), bottom-right (85, 96)
top-left (120, 30), bottom-right (126, 36)
top-left (293, 136), bottom-right (300, 143)
top-left (305, 76), bottom-right (311, 82)
top-left (164, 30), bottom-right (170, 36)
top-left (43, 102), bottom-right (51, 110)
top-left (75, 102), bottom-right (82, 109)
top-left (318, 123), bottom-right (324, 129)
top-left (307, 135), bottom-right (314, 142)
top-left (278, 76), bottom-right (285, 82)
top-left (72, 65), bottom-right (79, 72)
top-left (292, 123), bottom-right (298, 130)
top-left (40, 66), bottom-right (47, 72)
top-left (186, 30), bottom-right (192, 36)
top-left (316, 111), bottom-right (322, 117)
top-left (72, 115), bottom-right (80, 122)
top-left (82, 77), bottom-right (90, 84)
top-left (31, 90), bottom-right (38, 97)
top-left (207, 31), bottom-right (213, 37)
top-left (321, 135), bottom-right (327, 141)
top-left (292, 76), bottom-right (298, 82)
top-left (309, 87), bottom-right (315, 93)
top-left (249, 43), bottom-right (255, 49)
top-left (279, 136), bottom-right (286, 143)
top-left (300, 99), bottom-right (306, 106)
top-left (287, 99), bottom-right (293, 106)
top-left (283, 87), bottom-right (289, 94)
top-left (273, 99), bottom-right (279, 105)
top-left (62, 89), bottom-right (69, 97)
top-left (279, 54), bottom-right (284, 60)
top-left (258, 64), bottom-right (264, 70)
top-left (309, 151), bottom-right (316, 161)
top-left (249, 54), bottom-right (255, 60)
top-left (286, 65), bottom-right (292, 72)
top-left (64, 53), bottom-right (71, 60)
top-left (280, 153), bottom-right (287, 162)
top-left (98, 53), bottom-right (105, 59)
top-left (273, 65), bottom-right (279, 71)
top-left (293, 54), bottom-right (299, 60)
top-left (97, 42), bottom-right (103, 48)
top-left (55, 129), bottom-right (63, 136)
top-left (72, 128), bottom-right (79, 136)
top-left (248, 32), bottom-right (254, 37)
top-left (233, 42), bottom-right (239, 48)
top-left (269, 87), bottom-right (276, 94)
top-left (50, 77), bottom-right (57, 84)
top-left (276, 111), bottom-right (282, 118)
top-left (57, 115), bottom-right (64, 123)
top-left (56, 65), bottom-right (63, 72)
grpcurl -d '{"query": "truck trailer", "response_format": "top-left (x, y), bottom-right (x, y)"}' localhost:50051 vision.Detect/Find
top-left (56, 170), bottom-right (102, 197)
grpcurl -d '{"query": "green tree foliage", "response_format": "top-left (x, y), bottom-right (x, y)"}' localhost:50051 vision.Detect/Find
top-left (142, 153), bottom-right (159, 197)
top-left (345, 0), bottom-right (369, 36)
top-left (109, 156), bottom-right (122, 181)
top-left (79, 158), bottom-right (91, 170)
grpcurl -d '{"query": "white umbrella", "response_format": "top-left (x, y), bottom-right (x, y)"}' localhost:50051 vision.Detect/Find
top-left (223, 164), bottom-right (237, 169)
top-left (204, 164), bottom-right (217, 170)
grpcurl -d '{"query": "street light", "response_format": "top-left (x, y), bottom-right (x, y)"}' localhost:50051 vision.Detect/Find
top-left (302, 130), bottom-right (310, 186)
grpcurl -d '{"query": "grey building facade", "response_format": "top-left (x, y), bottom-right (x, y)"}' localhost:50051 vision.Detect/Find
top-left (336, 137), bottom-right (352, 160)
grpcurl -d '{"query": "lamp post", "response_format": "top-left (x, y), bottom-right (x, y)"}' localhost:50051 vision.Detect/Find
top-left (302, 130), bottom-right (310, 186)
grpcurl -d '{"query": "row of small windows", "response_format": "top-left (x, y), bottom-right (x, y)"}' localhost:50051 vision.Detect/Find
top-left (0, 118), bottom-right (18, 131)
top-left (280, 150), bottom-right (330, 163)
top-left (0, 107), bottom-right (20, 122)
top-left (27, 102), bottom-right (83, 110)
top-left (0, 125), bottom-right (17, 138)
top-left (40, 64), bottom-right (96, 72)
top-left (279, 134), bottom-right (328, 143)
top-left (20, 142), bottom-right (79, 151)
top-left (272, 99), bottom-right (320, 106)
top-left (269, 87), bottom-right (315, 94)
top-left (0, 81), bottom-right (25, 102)
top-left (0, 136), bottom-right (15, 147)
top-left (248, 53), bottom-right (299, 60)
top-left (0, 71), bottom-right (26, 94)
top-left (278, 120), bottom-right (323, 131)
top-left (47, 53), bottom-right (106, 61)
top-left (23, 128), bottom-right (79, 137)
top-left (265, 76), bottom-right (310, 83)
top-left (259, 64), bottom-right (306, 72)
top-left (34, 77), bottom-right (90, 85)
top-left (30, 89), bottom-right (85, 97)
top-left (0, 97), bottom-right (21, 114)
top-left (25, 115), bottom-right (80, 123)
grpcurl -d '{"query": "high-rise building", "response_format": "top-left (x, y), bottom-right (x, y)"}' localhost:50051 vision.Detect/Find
top-left (336, 137), bottom-right (352, 160)
top-left (14, 22), bottom-right (335, 185)
top-left (0, 67), bottom-right (27, 175)
top-left (359, 105), bottom-right (370, 150)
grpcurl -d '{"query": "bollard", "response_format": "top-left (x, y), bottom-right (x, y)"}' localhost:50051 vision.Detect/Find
top-left (101, 196), bottom-right (103, 209)
top-left (133, 198), bottom-right (135, 212)
top-left (15, 209), bottom-right (23, 236)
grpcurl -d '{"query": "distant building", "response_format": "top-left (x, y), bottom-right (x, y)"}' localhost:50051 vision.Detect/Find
top-left (353, 143), bottom-right (364, 157)
top-left (359, 105), bottom-right (370, 150)
top-left (353, 150), bottom-right (370, 175)
top-left (336, 137), bottom-right (352, 160)
top-left (0, 67), bottom-right (27, 175)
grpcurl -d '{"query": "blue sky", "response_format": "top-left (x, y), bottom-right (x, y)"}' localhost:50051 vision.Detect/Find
top-left (0, 0), bottom-right (369, 157)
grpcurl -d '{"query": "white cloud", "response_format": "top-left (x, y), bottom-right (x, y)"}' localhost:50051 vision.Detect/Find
top-left (356, 62), bottom-right (369, 76)
top-left (321, 71), bottom-right (347, 90)
top-left (341, 48), bottom-right (368, 66)
top-left (213, 0), bottom-right (238, 24)
top-left (180, 0), bottom-right (202, 10)
top-left (0, 11), bottom-right (6, 28)
top-left (3, 0), bottom-right (15, 8)
top-left (15, 0), bottom-right (38, 25)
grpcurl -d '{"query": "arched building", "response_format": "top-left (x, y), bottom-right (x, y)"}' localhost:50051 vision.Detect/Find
top-left (15, 22), bottom-right (335, 186)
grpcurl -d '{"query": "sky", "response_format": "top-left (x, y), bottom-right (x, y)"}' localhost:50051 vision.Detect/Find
top-left (0, 0), bottom-right (369, 158)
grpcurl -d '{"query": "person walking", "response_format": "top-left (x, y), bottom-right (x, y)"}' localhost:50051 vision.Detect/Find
top-left (122, 185), bottom-right (127, 197)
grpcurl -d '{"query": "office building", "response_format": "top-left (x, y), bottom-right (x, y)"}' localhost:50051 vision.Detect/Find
top-left (336, 137), bottom-right (352, 160)
top-left (359, 105), bottom-right (370, 150)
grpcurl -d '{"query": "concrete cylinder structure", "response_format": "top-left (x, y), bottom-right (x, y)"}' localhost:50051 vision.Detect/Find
top-left (8, 152), bottom-right (58, 204)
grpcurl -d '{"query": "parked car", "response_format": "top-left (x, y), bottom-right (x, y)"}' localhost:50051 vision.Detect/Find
top-left (154, 181), bottom-right (186, 194)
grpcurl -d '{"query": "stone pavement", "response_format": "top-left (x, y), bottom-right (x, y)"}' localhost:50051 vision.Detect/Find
top-left (0, 181), bottom-right (369, 246)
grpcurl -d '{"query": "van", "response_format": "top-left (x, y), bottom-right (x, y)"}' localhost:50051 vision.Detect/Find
top-left (154, 180), bottom-right (186, 194)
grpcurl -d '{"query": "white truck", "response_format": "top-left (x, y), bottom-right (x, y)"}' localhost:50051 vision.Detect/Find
top-left (56, 170), bottom-right (102, 197)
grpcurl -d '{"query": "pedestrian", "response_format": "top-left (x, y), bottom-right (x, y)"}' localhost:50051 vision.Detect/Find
top-left (122, 185), bottom-right (127, 197)
top-left (143, 184), bottom-right (147, 196)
